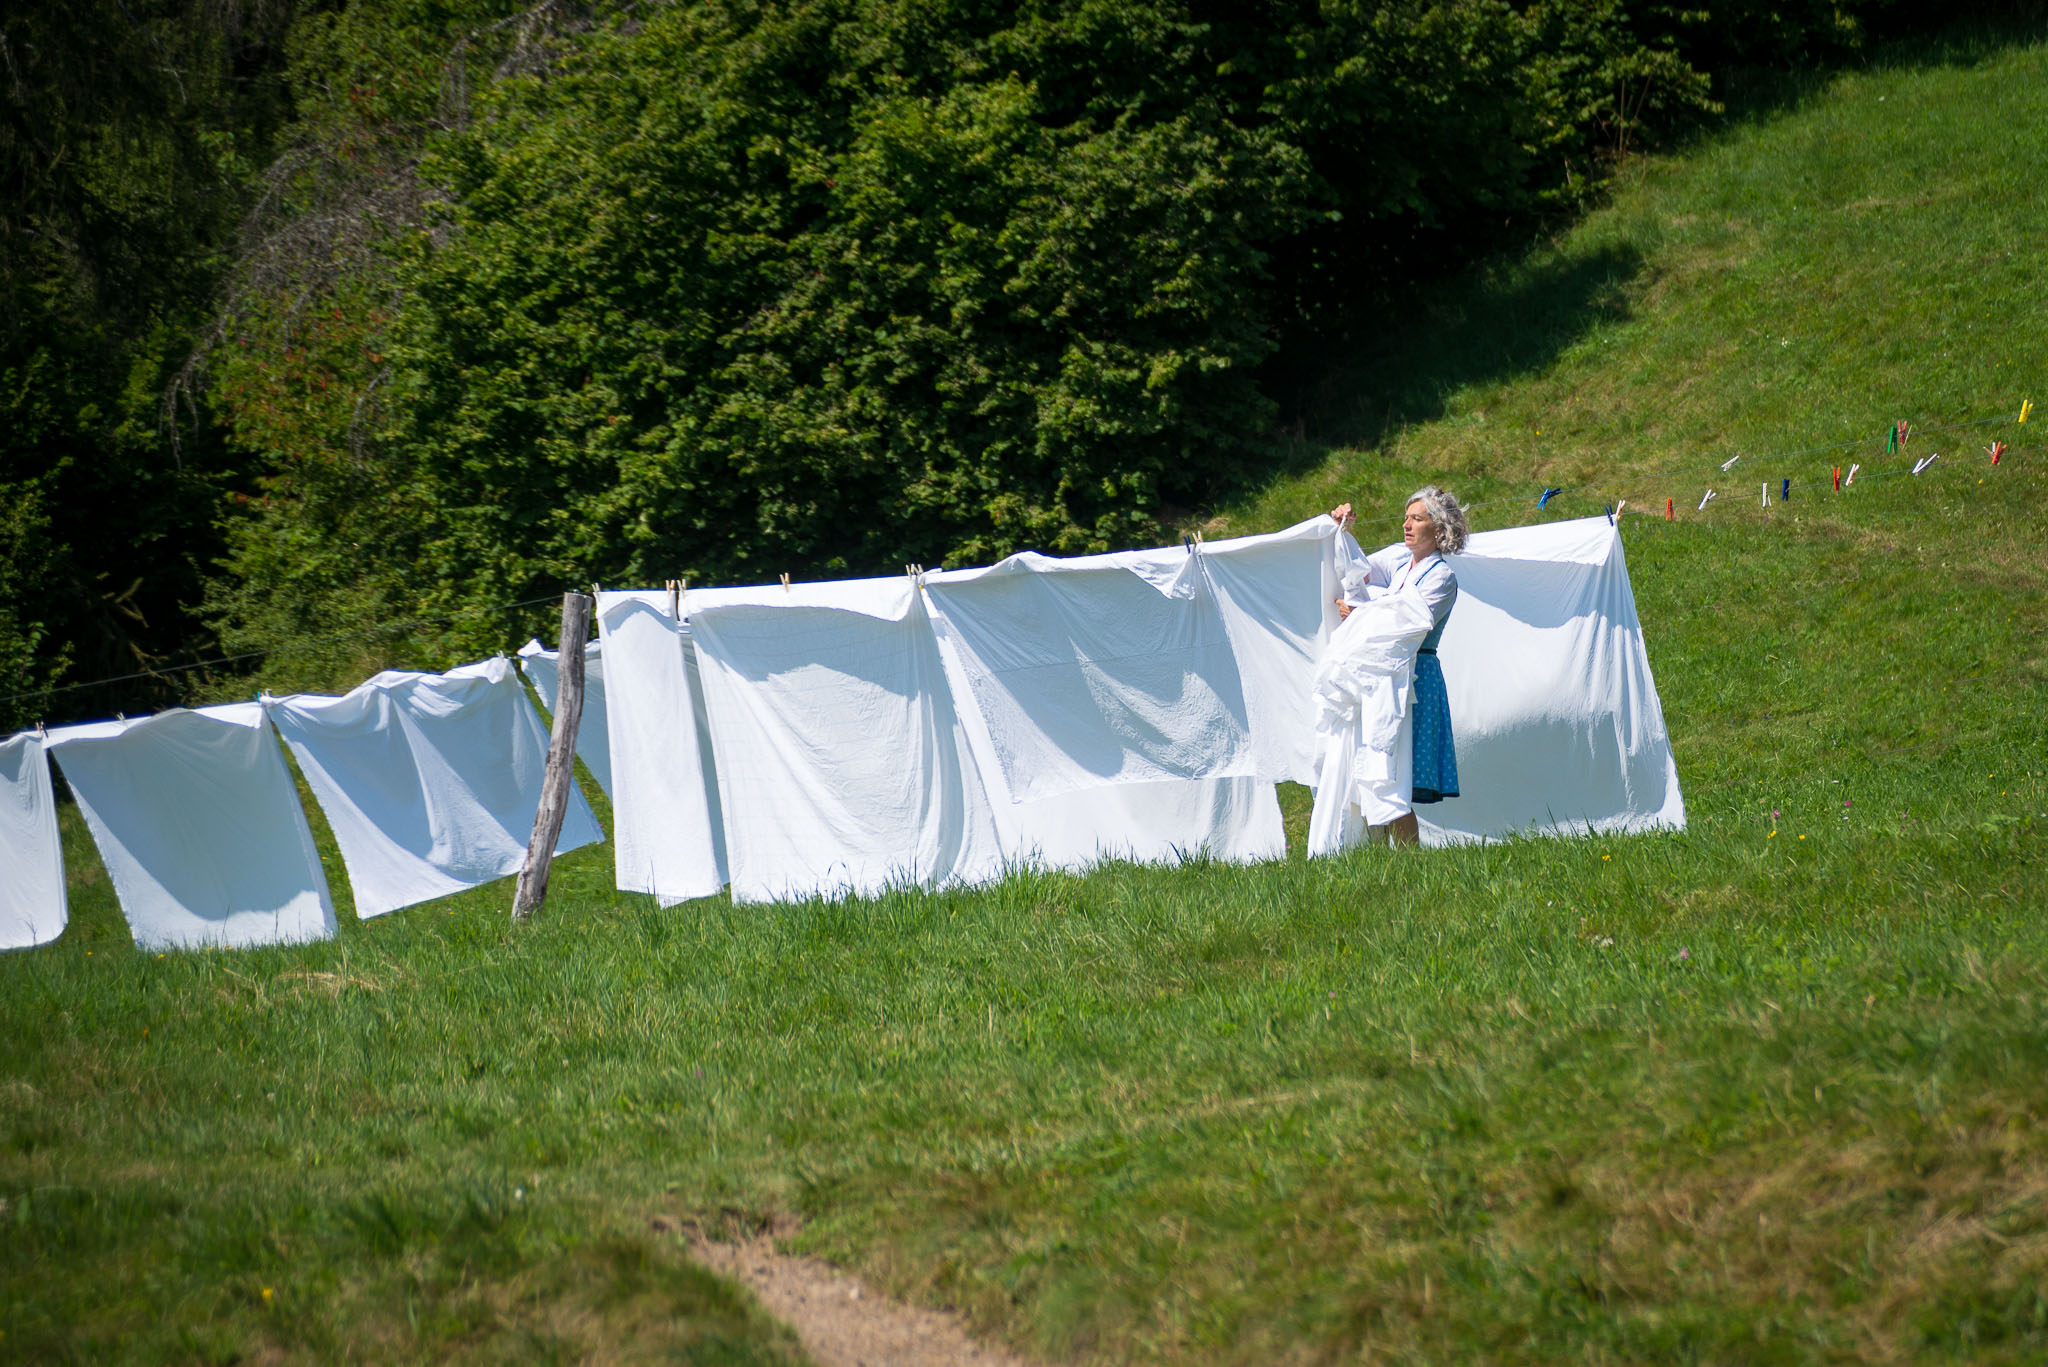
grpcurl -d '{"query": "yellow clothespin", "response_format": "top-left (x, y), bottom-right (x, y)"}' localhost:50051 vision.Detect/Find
top-left (2021, 398), bottom-right (2033, 424)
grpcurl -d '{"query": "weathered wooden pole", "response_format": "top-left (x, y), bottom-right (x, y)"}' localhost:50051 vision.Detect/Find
top-left (513, 591), bottom-right (591, 920)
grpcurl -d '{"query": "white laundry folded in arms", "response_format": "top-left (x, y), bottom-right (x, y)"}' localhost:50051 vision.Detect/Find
top-left (1306, 592), bottom-right (1436, 854)
top-left (1, 732), bottom-right (68, 950)
top-left (44, 704), bottom-right (337, 951)
top-left (265, 658), bottom-right (602, 919)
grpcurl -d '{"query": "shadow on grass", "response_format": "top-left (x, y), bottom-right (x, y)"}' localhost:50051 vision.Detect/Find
top-left (1278, 240), bottom-right (1644, 458)
top-left (1250, 11), bottom-right (2046, 477)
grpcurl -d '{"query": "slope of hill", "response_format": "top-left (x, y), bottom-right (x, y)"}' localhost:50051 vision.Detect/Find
top-left (4, 26), bottom-right (2046, 1367)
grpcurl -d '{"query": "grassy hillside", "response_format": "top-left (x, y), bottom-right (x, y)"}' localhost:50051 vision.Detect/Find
top-left (6, 25), bottom-right (2047, 1367)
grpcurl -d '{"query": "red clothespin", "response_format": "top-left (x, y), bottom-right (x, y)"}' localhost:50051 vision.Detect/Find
top-left (1832, 466), bottom-right (1841, 492)
top-left (1988, 440), bottom-right (2006, 466)
top-left (1665, 497), bottom-right (1674, 521)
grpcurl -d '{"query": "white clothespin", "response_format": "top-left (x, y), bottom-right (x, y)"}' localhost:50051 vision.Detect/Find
top-left (1611, 500), bottom-right (1626, 525)
top-left (590, 582), bottom-right (601, 600)
top-left (1845, 463), bottom-right (1860, 485)
top-left (780, 573), bottom-right (792, 594)
top-left (667, 579), bottom-right (681, 621)
top-left (1912, 453), bottom-right (1940, 475)
top-left (1720, 454), bottom-right (1741, 472)
top-left (1761, 482), bottom-right (1770, 507)
top-left (1698, 488), bottom-right (1716, 511)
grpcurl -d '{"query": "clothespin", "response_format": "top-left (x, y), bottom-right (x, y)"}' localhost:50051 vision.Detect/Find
top-left (1889, 419), bottom-right (1910, 454)
top-left (1832, 466), bottom-right (1841, 492)
top-left (1761, 482), bottom-right (1770, 508)
top-left (667, 579), bottom-right (681, 621)
top-left (590, 582), bottom-right (601, 600)
top-left (1613, 499), bottom-right (1626, 521)
top-left (1698, 488), bottom-right (1716, 511)
top-left (1912, 453), bottom-right (1939, 475)
top-left (2020, 399), bottom-right (2032, 424)
top-left (1664, 497), bottom-right (1674, 521)
top-left (1988, 440), bottom-right (2005, 466)
top-left (1538, 487), bottom-right (1562, 509)
top-left (1780, 478), bottom-right (1791, 502)
top-left (780, 572), bottom-right (792, 594)
top-left (1720, 454), bottom-right (1741, 473)
top-left (1846, 463), bottom-right (1860, 486)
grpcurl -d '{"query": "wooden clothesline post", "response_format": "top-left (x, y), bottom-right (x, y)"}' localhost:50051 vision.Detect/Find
top-left (513, 591), bottom-right (591, 921)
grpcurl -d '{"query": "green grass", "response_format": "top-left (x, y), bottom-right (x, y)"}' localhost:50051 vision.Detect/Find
top-left (8, 25), bottom-right (2048, 1367)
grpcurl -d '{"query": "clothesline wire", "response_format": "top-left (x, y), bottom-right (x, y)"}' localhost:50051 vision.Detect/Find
top-left (1347, 406), bottom-right (2033, 530)
top-left (12, 407), bottom-right (2035, 714)
top-left (0, 592), bottom-right (569, 709)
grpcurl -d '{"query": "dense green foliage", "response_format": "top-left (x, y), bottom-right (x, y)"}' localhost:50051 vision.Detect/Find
top-left (1, 0), bottom-right (297, 724)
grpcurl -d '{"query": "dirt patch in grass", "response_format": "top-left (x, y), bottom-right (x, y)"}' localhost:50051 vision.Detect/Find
top-left (687, 1215), bottom-right (1042, 1367)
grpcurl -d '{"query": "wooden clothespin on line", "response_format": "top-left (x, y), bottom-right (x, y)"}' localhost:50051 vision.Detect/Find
top-left (1760, 482), bottom-right (1770, 508)
top-left (1720, 454), bottom-right (1742, 473)
top-left (666, 579), bottom-right (682, 621)
top-left (1912, 452), bottom-right (1940, 475)
top-left (1698, 488), bottom-right (1716, 512)
top-left (780, 572), bottom-right (792, 594)
top-left (1845, 463), bottom-right (1860, 486)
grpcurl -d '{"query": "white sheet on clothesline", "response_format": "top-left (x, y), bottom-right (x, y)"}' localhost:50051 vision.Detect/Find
top-left (517, 639), bottom-right (612, 799)
top-left (265, 658), bottom-right (602, 918)
top-left (0, 733), bottom-right (67, 950)
top-left (922, 548), bottom-right (1254, 804)
top-left (1102, 518), bottom-right (1342, 786)
top-left (594, 592), bottom-right (727, 905)
top-left (44, 704), bottom-right (336, 950)
top-left (687, 577), bottom-right (1006, 904)
top-left (1419, 516), bottom-right (1686, 845)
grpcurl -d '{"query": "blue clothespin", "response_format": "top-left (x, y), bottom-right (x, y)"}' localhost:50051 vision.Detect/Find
top-left (1538, 487), bottom-right (1562, 509)
top-left (1781, 477), bottom-right (1791, 502)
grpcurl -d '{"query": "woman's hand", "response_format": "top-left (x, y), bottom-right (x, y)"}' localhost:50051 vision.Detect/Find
top-left (1334, 597), bottom-right (1352, 621)
top-left (1328, 502), bottom-right (1355, 529)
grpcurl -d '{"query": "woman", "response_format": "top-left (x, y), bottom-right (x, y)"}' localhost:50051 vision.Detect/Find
top-left (1327, 486), bottom-right (1468, 845)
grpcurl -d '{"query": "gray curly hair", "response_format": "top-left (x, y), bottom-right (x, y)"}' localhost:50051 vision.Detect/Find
top-left (1407, 485), bottom-right (1469, 555)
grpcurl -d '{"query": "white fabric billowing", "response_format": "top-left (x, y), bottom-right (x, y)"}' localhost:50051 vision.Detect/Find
top-left (517, 639), bottom-right (612, 799)
top-left (1306, 592), bottom-right (1436, 853)
top-left (1, 733), bottom-right (67, 950)
top-left (687, 577), bottom-right (1006, 905)
top-left (265, 658), bottom-right (602, 918)
top-left (922, 550), bottom-right (1254, 804)
top-left (1163, 518), bottom-right (1342, 786)
top-left (44, 705), bottom-right (336, 951)
top-left (1418, 517), bottom-right (1686, 845)
top-left (594, 592), bottom-right (727, 905)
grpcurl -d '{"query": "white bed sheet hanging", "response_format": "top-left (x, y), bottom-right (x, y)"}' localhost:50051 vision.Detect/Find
top-left (923, 603), bottom-right (1285, 870)
top-left (594, 591), bottom-right (727, 905)
top-left (687, 576), bottom-right (1006, 904)
top-left (1, 733), bottom-right (68, 950)
top-left (44, 704), bottom-right (336, 951)
top-left (1419, 517), bottom-right (1686, 845)
top-left (265, 658), bottom-right (602, 918)
top-left (517, 639), bottom-right (613, 799)
top-left (1105, 517), bottom-right (1342, 786)
top-left (921, 548), bottom-right (1254, 804)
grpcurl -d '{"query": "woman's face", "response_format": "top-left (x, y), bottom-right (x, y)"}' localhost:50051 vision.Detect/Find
top-left (1403, 501), bottom-right (1438, 555)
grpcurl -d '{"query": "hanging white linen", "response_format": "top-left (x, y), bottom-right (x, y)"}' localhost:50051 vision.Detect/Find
top-left (1418, 517), bottom-right (1686, 845)
top-left (922, 549), bottom-right (1254, 804)
top-left (594, 592), bottom-right (728, 905)
top-left (44, 705), bottom-right (336, 951)
top-left (687, 577), bottom-right (1006, 904)
top-left (1105, 519), bottom-right (1342, 786)
top-left (1306, 592), bottom-right (1436, 853)
top-left (265, 658), bottom-right (601, 918)
top-left (516, 639), bottom-right (613, 799)
top-left (0, 733), bottom-right (67, 950)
